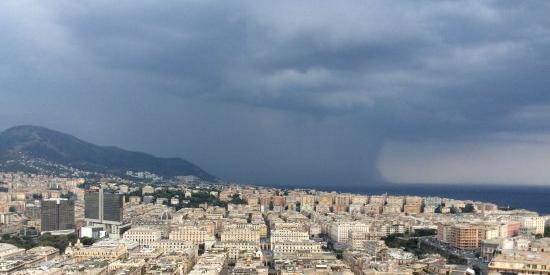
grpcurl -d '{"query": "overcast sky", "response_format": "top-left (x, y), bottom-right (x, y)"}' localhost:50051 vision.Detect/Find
top-left (2, 1), bottom-right (550, 186)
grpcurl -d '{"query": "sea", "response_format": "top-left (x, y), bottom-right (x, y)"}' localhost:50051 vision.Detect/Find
top-left (264, 183), bottom-right (550, 215)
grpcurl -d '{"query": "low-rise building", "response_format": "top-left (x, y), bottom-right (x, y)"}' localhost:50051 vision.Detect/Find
top-left (488, 251), bottom-right (550, 274)
top-left (123, 227), bottom-right (162, 246)
top-left (169, 225), bottom-right (215, 245)
top-left (188, 250), bottom-right (228, 275)
top-left (64, 240), bottom-right (128, 262)
top-left (329, 222), bottom-right (370, 243)
top-left (0, 243), bottom-right (25, 260)
top-left (150, 240), bottom-right (197, 256)
top-left (272, 240), bottom-right (323, 256)
top-left (220, 224), bottom-right (261, 243)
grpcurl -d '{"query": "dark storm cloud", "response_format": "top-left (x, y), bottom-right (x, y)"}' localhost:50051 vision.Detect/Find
top-left (2, 0), bottom-right (550, 185)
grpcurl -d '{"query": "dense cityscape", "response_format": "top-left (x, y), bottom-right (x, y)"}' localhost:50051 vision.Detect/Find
top-left (0, 172), bottom-right (548, 275)
top-left (3, 1), bottom-right (550, 274)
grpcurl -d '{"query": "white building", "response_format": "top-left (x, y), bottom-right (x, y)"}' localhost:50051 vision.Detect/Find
top-left (123, 227), bottom-right (162, 246)
top-left (518, 216), bottom-right (546, 235)
top-left (0, 243), bottom-right (25, 260)
top-left (169, 225), bottom-right (215, 245)
top-left (220, 225), bottom-right (261, 243)
top-left (272, 240), bottom-right (323, 256)
top-left (188, 250), bottom-right (228, 275)
top-left (270, 229), bottom-right (309, 244)
top-left (150, 239), bottom-right (197, 256)
top-left (329, 222), bottom-right (370, 243)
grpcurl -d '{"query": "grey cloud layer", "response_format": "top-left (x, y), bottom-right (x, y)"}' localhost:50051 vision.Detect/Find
top-left (1, 1), bottom-right (550, 185)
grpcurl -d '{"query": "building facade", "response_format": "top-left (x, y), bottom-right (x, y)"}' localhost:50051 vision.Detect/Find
top-left (41, 198), bottom-right (75, 233)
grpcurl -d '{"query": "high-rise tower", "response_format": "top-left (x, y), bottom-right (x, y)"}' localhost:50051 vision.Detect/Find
top-left (84, 188), bottom-right (128, 238)
top-left (41, 198), bottom-right (75, 234)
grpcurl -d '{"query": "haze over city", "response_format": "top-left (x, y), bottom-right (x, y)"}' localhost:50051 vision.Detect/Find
top-left (2, 1), bottom-right (550, 186)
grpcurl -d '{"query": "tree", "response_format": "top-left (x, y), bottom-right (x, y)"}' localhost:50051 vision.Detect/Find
top-left (413, 229), bottom-right (436, 237)
top-left (38, 233), bottom-right (77, 252)
top-left (80, 237), bottom-right (95, 246)
top-left (229, 194), bottom-right (247, 205)
top-left (449, 206), bottom-right (461, 214)
top-left (462, 203), bottom-right (475, 213)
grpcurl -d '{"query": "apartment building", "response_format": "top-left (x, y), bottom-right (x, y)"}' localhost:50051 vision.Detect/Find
top-left (334, 195), bottom-right (351, 207)
top-left (64, 241), bottom-right (128, 262)
top-left (300, 195), bottom-right (315, 212)
top-left (368, 195), bottom-right (386, 205)
top-left (329, 222), bottom-right (370, 243)
top-left (403, 197), bottom-right (422, 215)
top-left (383, 204), bottom-right (402, 214)
top-left (150, 239), bottom-right (197, 255)
top-left (271, 229), bottom-right (309, 244)
top-left (271, 196), bottom-right (285, 212)
top-left (220, 224), bottom-right (261, 243)
top-left (318, 193), bottom-right (334, 207)
top-left (364, 204), bottom-right (382, 215)
top-left (272, 240), bottom-right (323, 256)
top-left (351, 195), bottom-right (368, 205)
top-left (123, 227), bottom-right (162, 246)
top-left (213, 241), bottom-right (259, 264)
top-left (449, 224), bottom-right (483, 250)
top-left (386, 196), bottom-right (404, 206)
top-left (518, 216), bottom-right (546, 235)
top-left (489, 251), bottom-right (550, 274)
top-left (169, 225), bottom-right (214, 245)
top-left (188, 250), bottom-right (228, 275)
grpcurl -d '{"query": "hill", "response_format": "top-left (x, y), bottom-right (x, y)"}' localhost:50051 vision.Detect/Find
top-left (0, 125), bottom-right (216, 181)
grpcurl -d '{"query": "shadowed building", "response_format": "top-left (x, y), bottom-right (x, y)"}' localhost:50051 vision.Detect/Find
top-left (84, 188), bottom-right (128, 239)
top-left (41, 198), bottom-right (75, 234)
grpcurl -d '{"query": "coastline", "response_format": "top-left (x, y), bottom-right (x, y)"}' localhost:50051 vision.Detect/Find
top-left (253, 182), bottom-right (550, 215)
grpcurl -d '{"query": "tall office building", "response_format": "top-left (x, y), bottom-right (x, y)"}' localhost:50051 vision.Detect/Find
top-left (41, 198), bottom-right (75, 233)
top-left (85, 188), bottom-right (123, 223)
top-left (84, 188), bottom-right (128, 239)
